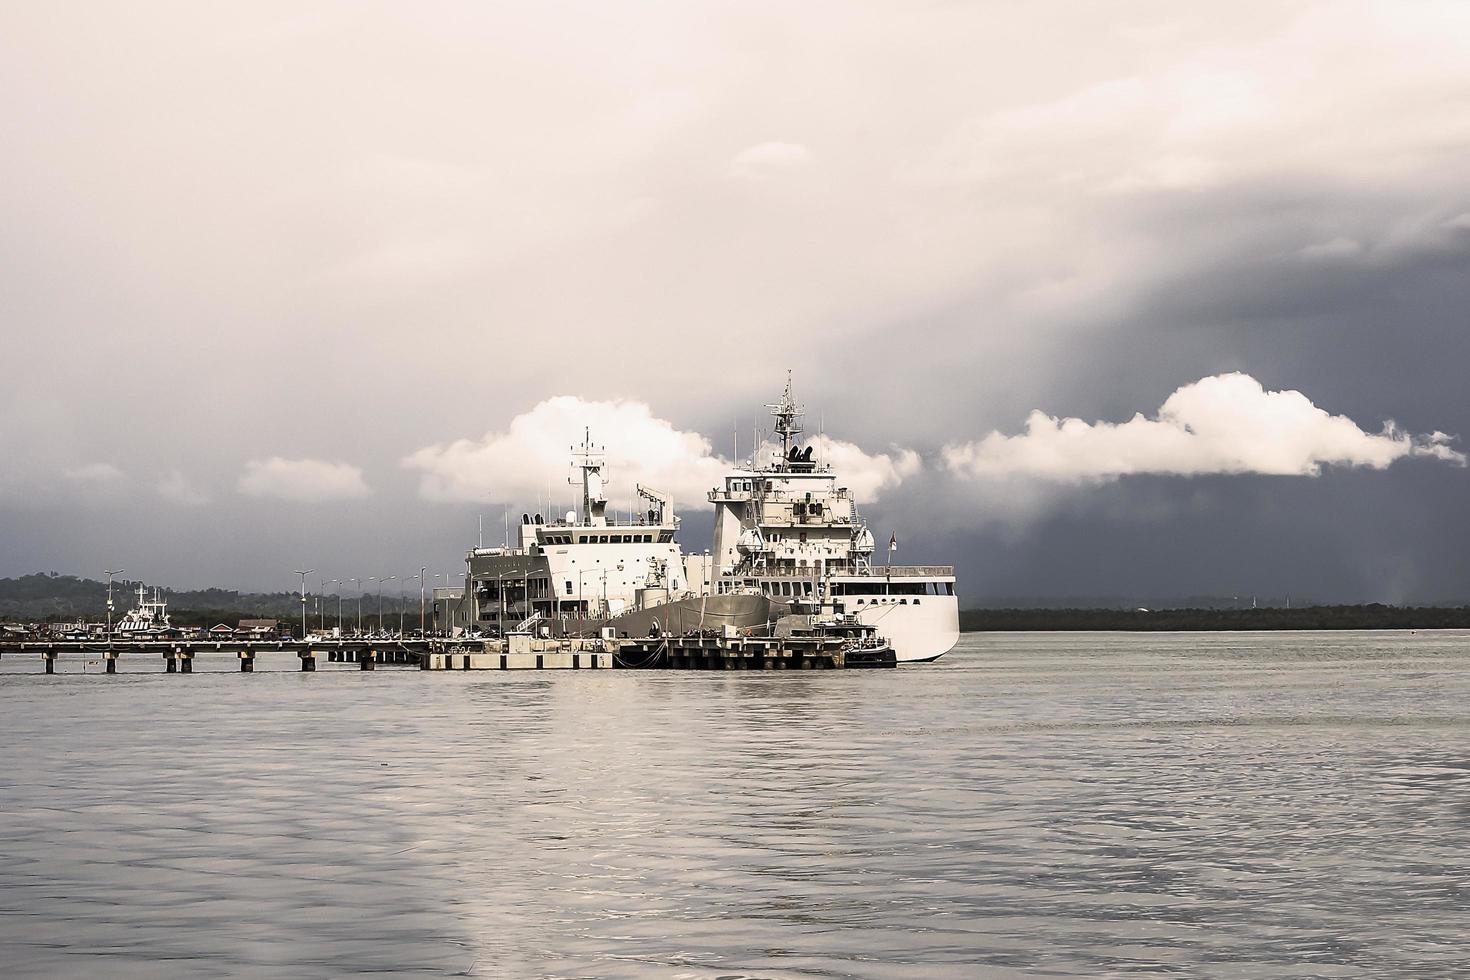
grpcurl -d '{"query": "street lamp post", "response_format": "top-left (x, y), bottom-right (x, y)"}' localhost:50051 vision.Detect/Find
top-left (397, 576), bottom-right (406, 636)
top-left (498, 571), bottom-right (508, 634)
top-left (293, 569), bottom-right (315, 640)
top-left (103, 567), bottom-right (124, 646)
top-left (374, 576), bottom-right (395, 633)
top-left (350, 577), bottom-right (363, 636)
top-left (433, 571), bottom-right (462, 635)
top-left (417, 566), bottom-right (426, 636)
top-left (368, 577), bottom-right (379, 634)
top-left (327, 579), bottom-right (342, 634)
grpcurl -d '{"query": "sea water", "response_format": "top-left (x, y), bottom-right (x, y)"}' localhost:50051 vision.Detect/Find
top-left (2, 631), bottom-right (1468, 978)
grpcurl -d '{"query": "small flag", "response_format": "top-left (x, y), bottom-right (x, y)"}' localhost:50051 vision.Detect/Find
top-left (888, 532), bottom-right (897, 553)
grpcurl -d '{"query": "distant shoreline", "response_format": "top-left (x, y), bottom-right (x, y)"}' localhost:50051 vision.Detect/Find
top-left (960, 605), bottom-right (1470, 632)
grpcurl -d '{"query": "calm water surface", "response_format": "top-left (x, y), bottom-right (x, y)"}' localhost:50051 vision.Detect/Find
top-left (2, 631), bottom-right (1469, 978)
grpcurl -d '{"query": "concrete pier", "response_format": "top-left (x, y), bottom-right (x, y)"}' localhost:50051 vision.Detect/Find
top-left (614, 633), bottom-right (895, 670)
top-left (2, 633), bottom-right (893, 673)
top-left (423, 634), bottom-right (616, 671)
top-left (421, 632), bottom-right (893, 670)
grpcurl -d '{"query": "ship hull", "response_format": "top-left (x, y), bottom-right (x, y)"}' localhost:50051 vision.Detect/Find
top-left (556, 593), bottom-right (783, 638)
top-left (855, 595), bottom-right (959, 663)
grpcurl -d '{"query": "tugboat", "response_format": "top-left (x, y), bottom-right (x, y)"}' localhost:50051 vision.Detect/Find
top-left (773, 607), bottom-right (896, 667)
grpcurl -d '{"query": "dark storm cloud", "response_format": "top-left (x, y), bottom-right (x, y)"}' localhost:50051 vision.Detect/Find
top-left (2, 2), bottom-right (1467, 600)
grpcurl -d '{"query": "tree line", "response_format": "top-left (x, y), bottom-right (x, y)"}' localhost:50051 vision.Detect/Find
top-left (961, 604), bottom-right (1470, 631)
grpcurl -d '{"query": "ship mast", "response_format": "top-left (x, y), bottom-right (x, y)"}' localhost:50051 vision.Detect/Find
top-left (569, 428), bottom-right (608, 527)
top-left (765, 371), bottom-right (804, 471)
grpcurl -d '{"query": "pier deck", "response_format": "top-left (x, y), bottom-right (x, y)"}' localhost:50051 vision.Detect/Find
top-left (0, 633), bottom-right (894, 672)
top-left (0, 638), bottom-right (429, 673)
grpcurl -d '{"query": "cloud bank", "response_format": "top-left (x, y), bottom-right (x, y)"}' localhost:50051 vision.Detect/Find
top-left (814, 436), bottom-right (921, 501)
top-left (156, 470), bottom-right (210, 507)
top-left (238, 458), bottom-right (371, 502)
top-left (945, 373), bottom-right (1466, 483)
top-left (404, 396), bottom-right (916, 509)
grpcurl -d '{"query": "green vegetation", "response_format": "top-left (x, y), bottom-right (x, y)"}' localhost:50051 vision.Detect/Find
top-left (0, 572), bottom-right (408, 628)
top-left (7, 573), bottom-right (1466, 633)
top-left (961, 605), bottom-right (1470, 631)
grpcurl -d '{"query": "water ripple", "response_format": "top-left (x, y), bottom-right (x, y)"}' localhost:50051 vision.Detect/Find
top-left (2, 631), bottom-right (1469, 977)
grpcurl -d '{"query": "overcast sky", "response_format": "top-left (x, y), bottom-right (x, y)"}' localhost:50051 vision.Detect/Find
top-left (3, 1), bottom-right (1468, 602)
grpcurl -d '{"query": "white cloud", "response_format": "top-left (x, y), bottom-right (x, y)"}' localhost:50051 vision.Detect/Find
top-left (238, 457), bottom-right (371, 502)
top-left (944, 372), bottom-right (1466, 483)
top-left (64, 462), bottom-right (126, 485)
top-left (405, 396), bottom-right (725, 509)
top-left (156, 470), bottom-right (210, 506)
top-left (727, 141), bottom-right (812, 179)
top-left (1444, 213), bottom-right (1470, 231)
top-left (404, 395), bottom-right (916, 511)
top-left (814, 436), bottom-right (921, 501)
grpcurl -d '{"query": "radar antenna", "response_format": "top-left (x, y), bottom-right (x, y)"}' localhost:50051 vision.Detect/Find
top-left (568, 428), bottom-right (608, 526)
top-left (765, 371), bottom-right (805, 470)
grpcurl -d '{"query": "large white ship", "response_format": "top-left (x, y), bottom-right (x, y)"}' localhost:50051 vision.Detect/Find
top-left (444, 382), bottom-right (958, 661)
top-left (453, 434), bottom-right (780, 638)
top-left (707, 380), bottom-right (959, 662)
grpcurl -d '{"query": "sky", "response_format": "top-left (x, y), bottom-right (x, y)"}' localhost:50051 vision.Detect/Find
top-left (2, 1), bottom-right (1468, 602)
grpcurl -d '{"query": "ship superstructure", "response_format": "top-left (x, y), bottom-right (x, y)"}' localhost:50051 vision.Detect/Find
top-left (456, 432), bottom-right (773, 637)
top-left (708, 379), bottom-right (959, 662)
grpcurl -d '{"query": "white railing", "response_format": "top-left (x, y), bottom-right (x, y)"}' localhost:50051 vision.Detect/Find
top-left (735, 564), bottom-right (953, 578)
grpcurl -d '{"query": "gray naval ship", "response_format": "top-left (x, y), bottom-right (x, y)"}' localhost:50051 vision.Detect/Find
top-left (444, 432), bottom-right (781, 640)
top-left (436, 381), bottom-right (957, 661)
